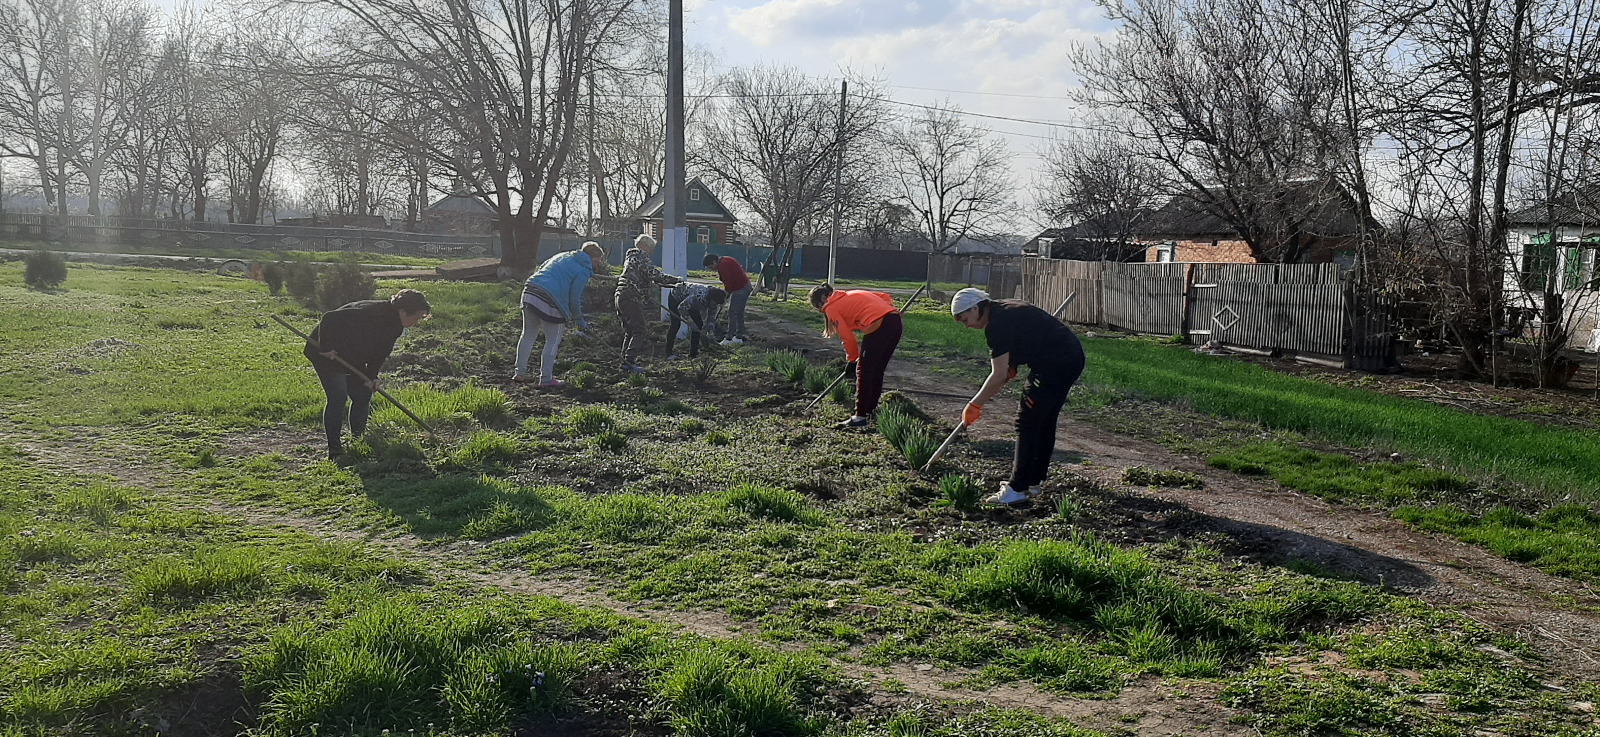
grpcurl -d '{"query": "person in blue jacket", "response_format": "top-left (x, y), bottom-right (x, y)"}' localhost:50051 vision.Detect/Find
top-left (515, 241), bottom-right (609, 387)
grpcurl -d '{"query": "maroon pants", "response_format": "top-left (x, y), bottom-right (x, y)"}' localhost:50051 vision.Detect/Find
top-left (855, 312), bottom-right (903, 416)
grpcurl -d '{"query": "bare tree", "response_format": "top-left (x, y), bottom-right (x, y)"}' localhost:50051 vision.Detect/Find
top-left (1036, 127), bottom-right (1163, 253)
top-left (301, 0), bottom-right (651, 272)
top-left (695, 67), bottom-right (883, 263)
top-left (883, 103), bottom-right (1013, 253)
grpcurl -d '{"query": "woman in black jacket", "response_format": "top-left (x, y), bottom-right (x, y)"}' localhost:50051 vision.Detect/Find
top-left (303, 289), bottom-right (431, 458)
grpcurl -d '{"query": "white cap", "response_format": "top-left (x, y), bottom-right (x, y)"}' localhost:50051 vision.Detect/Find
top-left (951, 288), bottom-right (990, 316)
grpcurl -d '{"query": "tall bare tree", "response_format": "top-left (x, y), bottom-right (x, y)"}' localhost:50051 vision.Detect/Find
top-left (694, 67), bottom-right (883, 261)
top-left (884, 103), bottom-right (1013, 253)
top-left (1036, 127), bottom-right (1164, 254)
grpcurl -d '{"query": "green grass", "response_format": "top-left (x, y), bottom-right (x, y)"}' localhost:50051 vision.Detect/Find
top-left (1120, 466), bottom-right (1204, 490)
top-left (1394, 504), bottom-right (1600, 582)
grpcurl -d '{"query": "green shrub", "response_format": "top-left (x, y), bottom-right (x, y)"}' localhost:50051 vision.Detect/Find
top-left (680, 418), bottom-right (706, 435)
top-left (317, 262), bottom-right (376, 310)
top-left (802, 365), bottom-right (835, 394)
top-left (705, 431), bottom-right (733, 446)
top-left (568, 370), bottom-right (596, 390)
top-left (594, 430), bottom-right (628, 452)
top-left (695, 357), bottom-right (720, 384)
top-left (23, 249), bottom-right (67, 289)
top-left (565, 406), bottom-right (616, 436)
top-left (261, 262), bottom-right (286, 295)
top-left (878, 405), bottom-right (939, 469)
top-left (284, 262), bottom-right (320, 305)
top-left (938, 474), bottom-right (983, 510)
top-left (627, 372), bottom-right (649, 387)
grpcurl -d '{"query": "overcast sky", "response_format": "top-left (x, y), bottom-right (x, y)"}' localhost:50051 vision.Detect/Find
top-left (689, 0), bottom-right (1116, 232)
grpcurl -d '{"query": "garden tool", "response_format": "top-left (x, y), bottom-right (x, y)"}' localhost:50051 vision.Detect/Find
top-left (921, 422), bottom-right (966, 472)
top-left (271, 314), bottom-right (437, 435)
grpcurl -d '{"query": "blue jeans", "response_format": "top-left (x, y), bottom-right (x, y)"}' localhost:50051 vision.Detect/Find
top-left (726, 284), bottom-right (751, 338)
top-left (315, 364), bottom-right (374, 453)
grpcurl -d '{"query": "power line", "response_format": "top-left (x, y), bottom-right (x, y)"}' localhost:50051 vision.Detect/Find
top-left (884, 83), bottom-right (1079, 102)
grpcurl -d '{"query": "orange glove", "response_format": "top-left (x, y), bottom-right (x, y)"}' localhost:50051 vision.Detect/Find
top-left (962, 402), bottom-right (982, 426)
top-left (1006, 366), bottom-right (1018, 381)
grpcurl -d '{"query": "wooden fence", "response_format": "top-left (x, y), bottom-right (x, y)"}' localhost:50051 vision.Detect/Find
top-left (0, 213), bottom-right (500, 260)
top-left (1020, 258), bottom-right (1389, 366)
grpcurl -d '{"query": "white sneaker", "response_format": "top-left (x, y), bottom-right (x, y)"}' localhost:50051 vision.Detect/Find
top-left (731, 337), bottom-right (744, 345)
top-left (719, 338), bottom-right (735, 346)
top-left (985, 482), bottom-right (1030, 505)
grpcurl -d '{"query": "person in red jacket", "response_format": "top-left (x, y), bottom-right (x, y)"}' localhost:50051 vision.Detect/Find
top-left (809, 284), bottom-right (902, 428)
top-left (703, 253), bottom-right (752, 344)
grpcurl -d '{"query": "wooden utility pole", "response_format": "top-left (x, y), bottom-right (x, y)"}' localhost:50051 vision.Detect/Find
top-left (827, 80), bottom-right (848, 287)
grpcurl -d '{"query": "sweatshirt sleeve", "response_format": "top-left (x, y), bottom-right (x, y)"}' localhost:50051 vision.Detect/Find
top-left (315, 309), bottom-right (357, 357)
top-left (567, 270), bottom-right (588, 329)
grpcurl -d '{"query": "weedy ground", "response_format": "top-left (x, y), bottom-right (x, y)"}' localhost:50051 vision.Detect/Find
top-left (1, 262), bottom-right (1598, 737)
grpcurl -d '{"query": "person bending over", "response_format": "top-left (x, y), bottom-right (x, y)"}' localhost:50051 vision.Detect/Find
top-left (515, 242), bottom-right (608, 387)
top-left (304, 289), bottom-right (431, 459)
top-left (665, 282), bottom-right (727, 359)
top-left (810, 283), bottom-right (902, 429)
top-left (950, 288), bottom-right (1085, 505)
top-left (703, 252), bottom-right (751, 344)
top-left (613, 234), bottom-right (680, 373)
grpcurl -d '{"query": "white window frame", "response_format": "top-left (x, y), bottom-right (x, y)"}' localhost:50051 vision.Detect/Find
top-left (689, 188), bottom-right (701, 201)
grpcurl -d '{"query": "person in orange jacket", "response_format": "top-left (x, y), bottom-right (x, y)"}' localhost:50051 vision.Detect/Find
top-left (950, 288), bottom-right (1086, 505)
top-left (809, 284), bottom-right (903, 428)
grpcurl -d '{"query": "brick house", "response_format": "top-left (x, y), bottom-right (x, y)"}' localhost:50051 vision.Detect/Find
top-left (628, 177), bottom-right (738, 245)
top-left (1131, 184), bottom-right (1365, 265)
top-left (422, 188), bottom-right (497, 235)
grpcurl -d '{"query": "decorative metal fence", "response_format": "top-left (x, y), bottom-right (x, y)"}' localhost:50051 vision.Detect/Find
top-left (0, 213), bottom-right (500, 260)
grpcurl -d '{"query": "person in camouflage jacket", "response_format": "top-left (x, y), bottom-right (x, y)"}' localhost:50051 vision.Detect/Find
top-left (664, 281), bottom-right (727, 359)
top-left (614, 233), bottom-right (679, 371)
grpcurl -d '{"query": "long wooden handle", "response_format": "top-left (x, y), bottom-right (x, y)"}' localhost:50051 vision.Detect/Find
top-left (806, 369), bottom-right (852, 410)
top-left (897, 282), bottom-right (929, 314)
top-left (921, 423), bottom-right (966, 472)
top-left (271, 314), bottom-right (437, 435)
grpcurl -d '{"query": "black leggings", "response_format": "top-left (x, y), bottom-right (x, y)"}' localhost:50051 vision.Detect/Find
top-left (856, 312), bottom-right (903, 416)
top-left (1010, 359), bottom-right (1084, 492)
top-left (315, 364), bottom-right (374, 452)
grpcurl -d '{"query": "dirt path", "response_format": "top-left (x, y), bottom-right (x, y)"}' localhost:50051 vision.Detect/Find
top-left (750, 311), bottom-right (1600, 681)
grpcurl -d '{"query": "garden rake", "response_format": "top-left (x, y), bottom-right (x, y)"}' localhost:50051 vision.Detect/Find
top-left (271, 314), bottom-right (437, 436)
top-left (805, 282), bottom-right (930, 411)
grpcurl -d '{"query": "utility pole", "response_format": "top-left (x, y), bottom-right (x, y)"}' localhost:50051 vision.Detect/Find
top-left (586, 76), bottom-right (596, 236)
top-left (827, 79), bottom-right (848, 287)
top-left (662, 0), bottom-right (687, 317)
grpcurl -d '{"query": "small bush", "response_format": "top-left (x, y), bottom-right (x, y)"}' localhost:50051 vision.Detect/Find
top-left (261, 262), bottom-right (286, 295)
top-left (594, 430), bottom-right (628, 452)
top-left (694, 357), bottom-right (720, 385)
top-left (627, 372), bottom-right (649, 387)
top-left (284, 262), bottom-right (320, 305)
top-left (568, 370), bottom-right (596, 390)
top-left (938, 474), bottom-right (983, 510)
top-left (23, 249), bottom-right (67, 289)
top-left (829, 379), bottom-right (852, 405)
top-left (878, 405), bottom-right (939, 469)
top-left (317, 262), bottom-right (377, 310)
top-left (1122, 466), bottom-right (1204, 490)
top-left (680, 418), bottom-right (706, 435)
top-left (565, 406), bottom-right (616, 436)
top-left (705, 431), bottom-right (733, 446)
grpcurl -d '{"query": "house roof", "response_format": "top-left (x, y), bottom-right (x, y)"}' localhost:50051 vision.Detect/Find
top-left (1508, 186), bottom-right (1600, 227)
top-left (629, 177), bottom-right (738, 222)
top-left (426, 190), bottom-right (495, 215)
top-left (1135, 181), bottom-right (1365, 240)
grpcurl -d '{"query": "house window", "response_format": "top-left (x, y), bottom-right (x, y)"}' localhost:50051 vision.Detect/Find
top-left (690, 188), bottom-right (701, 201)
top-left (697, 225), bottom-right (712, 245)
top-left (1156, 243), bottom-right (1175, 262)
top-left (1521, 236), bottom-right (1557, 292)
top-left (1563, 245), bottom-right (1586, 291)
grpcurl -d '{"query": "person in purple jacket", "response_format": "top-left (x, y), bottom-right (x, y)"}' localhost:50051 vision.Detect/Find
top-left (515, 242), bottom-right (609, 387)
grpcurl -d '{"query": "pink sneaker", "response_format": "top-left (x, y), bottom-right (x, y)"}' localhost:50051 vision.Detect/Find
top-left (539, 378), bottom-right (567, 388)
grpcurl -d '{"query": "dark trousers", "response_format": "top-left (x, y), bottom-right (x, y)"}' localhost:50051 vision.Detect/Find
top-left (1010, 359), bottom-right (1084, 491)
top-left (616, 295), bottom-right (650, 364)
top-left (315, 363), bottom-right (374, 453)
top-left (726, 284), bottom-right (751, 338)
top-left (665, 294), bottom-right (705, 358)
top-left (855, 312), bottom-right (903, 417)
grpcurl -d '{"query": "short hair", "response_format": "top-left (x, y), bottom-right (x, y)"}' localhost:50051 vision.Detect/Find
top-left (703, 253), bottom-right (719, 267)
top-left (581, 241), bottom-right (606, 260)
top-left (633, 233), bottom-right (657, 250)
top-left (391, 288), bottom-right (431, 315)
top-left (708, 287), bottom-right (727, 303)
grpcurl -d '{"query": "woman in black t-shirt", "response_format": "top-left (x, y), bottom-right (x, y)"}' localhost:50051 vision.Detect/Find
top-left (950, 288), bottom-right (1086, 504)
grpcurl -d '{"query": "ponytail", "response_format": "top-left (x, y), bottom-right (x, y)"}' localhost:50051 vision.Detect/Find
top-left (808, 284), bottom-right (837, 337)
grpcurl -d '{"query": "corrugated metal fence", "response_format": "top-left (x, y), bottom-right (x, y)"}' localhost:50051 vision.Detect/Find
top-left (928, 253), bottom-right (1024, 298)
top-left (1021, 258), bottom-right (1378, 364)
